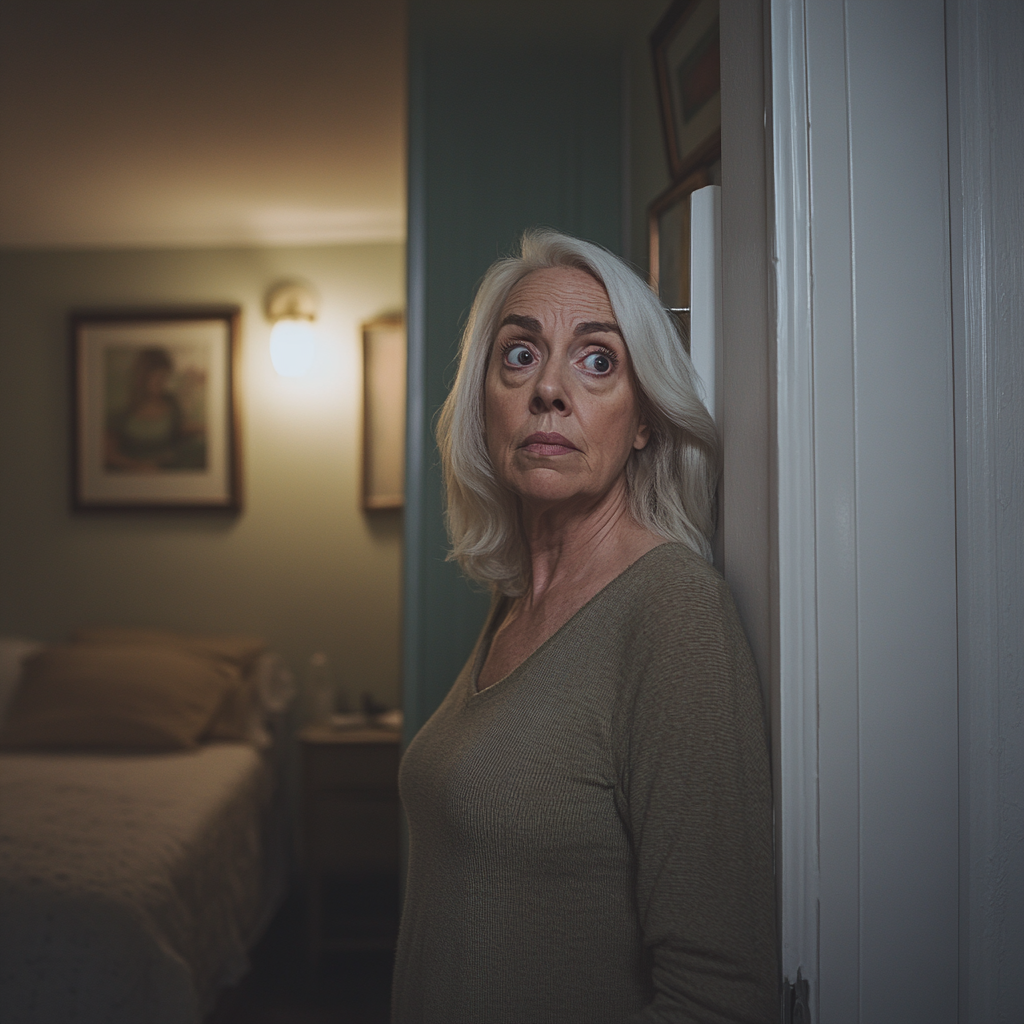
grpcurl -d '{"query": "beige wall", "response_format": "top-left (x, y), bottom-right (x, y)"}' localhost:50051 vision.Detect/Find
top-left (0, 242), bottom-right (404, 708)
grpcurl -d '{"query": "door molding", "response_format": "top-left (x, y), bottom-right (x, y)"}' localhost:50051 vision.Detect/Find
top-left (766, 0), bottom-right (820, 1011)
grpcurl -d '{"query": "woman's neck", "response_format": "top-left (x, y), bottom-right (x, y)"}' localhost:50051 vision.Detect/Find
top-left (520, 479), bottom-right (662, 607)
top-left (477, 481), bottom-right (665, 692)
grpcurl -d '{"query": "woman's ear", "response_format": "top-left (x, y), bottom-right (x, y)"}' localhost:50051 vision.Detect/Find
top-left (633, 421), bottom-right (651, 451)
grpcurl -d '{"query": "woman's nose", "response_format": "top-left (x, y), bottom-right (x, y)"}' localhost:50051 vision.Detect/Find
top-left (529, 360), bottom-right (570, 415)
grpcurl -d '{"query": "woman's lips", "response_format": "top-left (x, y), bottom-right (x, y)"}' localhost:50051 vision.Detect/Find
top-left (520, 432), bottom-right (579, 456)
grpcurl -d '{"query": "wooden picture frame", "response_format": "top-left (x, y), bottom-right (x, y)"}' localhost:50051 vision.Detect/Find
top-left (361, 315), bottom-right (406, 511)
top-left (651, 0), bottom-right (721, 182)
top-left (71, 307), bottom-right (242, 511)
top-left (648, 168), bottom-right (712, 349)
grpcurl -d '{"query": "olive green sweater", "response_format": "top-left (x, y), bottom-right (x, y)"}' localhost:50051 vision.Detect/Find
top-left (392, 544), bottom-right (777, 1024)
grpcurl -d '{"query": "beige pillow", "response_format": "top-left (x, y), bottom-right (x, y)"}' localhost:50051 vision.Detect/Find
top-left (70, 626), bottom-right (267, 670)
top-left (0, 645), bottom-right (238, 751)
top-left (205, 652), bottom-right (294, 748)
top-left (204, 671), bottom-right (261, 743)
top-left (67, 627), bottom-right (271, 744)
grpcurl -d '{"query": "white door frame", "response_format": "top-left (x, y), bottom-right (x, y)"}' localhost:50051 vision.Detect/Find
top-left (768, 0), bottom-right (819, 1007)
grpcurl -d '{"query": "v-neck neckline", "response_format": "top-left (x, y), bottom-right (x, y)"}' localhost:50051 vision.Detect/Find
top-left (469, 541), bottom-right (675, 697)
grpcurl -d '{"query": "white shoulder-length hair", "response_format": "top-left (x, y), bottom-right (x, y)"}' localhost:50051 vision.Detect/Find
top-left (437, 228), bottom-right (719, 597)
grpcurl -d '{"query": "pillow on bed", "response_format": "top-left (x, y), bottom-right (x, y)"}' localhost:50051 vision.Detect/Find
top-left (203, 652), bottom-right (297, 747)
top-left (0, 636), bottom-right (45, 728)
top-left (70, 626), bottom-right (267, 670)
top-left (250, 650), bottom-right (297, 714)
top-left (204, 669), bottom-right (264, 744)
top-left (68, 628), bottom-right (283, 746)
top-left (71, 626), bottom-right (280, 741)
top-left (0, 645), bottom-right (239, 751)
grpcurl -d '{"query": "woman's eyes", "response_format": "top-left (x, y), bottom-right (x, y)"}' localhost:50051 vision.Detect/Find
top-left (503, 344), bottom-right (535, 367)
top-left (581, 351), bottom-right (614, 374)
top-left (499, 342), bottom-right (616, 374)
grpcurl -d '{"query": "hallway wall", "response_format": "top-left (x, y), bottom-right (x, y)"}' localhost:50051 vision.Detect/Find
top-left (403, 0), bottom-right (626, 738)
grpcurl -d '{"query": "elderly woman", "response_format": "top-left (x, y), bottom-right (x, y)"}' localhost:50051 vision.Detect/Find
top-left (392, 231), bottom-right (776, 1024)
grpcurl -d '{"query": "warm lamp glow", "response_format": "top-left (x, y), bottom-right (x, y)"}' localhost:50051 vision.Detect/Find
top-left (265, 280), bottom-right (320, 377)
top-left (269, 318), bottom-right (317, 376)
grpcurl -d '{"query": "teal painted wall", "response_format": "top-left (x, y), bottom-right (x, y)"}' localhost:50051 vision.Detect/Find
top-left (403, 0), bottom-right (632, 740)
top-left (0, 243), bottom-right (404, 707)
top-left (624, 0), bottom-right (680, 272)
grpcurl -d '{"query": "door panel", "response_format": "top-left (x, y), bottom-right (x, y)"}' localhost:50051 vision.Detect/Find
top-left (772, 2), bottom-right (959, 1020)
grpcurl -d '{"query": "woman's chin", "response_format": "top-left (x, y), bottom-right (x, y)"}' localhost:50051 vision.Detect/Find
top-left (507, 471), bottom-right (607, 510)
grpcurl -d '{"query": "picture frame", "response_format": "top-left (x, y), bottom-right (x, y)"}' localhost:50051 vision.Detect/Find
top-left (71, 308), bottom-right (242, 511)
top-left (648, 167), bottom-right (712, 349)
top-left (651, 0), bottom-right (721, 183)
top-left (361, 314), bottom-right (406, 511)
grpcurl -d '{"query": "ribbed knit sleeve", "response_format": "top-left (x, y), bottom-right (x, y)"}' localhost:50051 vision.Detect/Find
top-left (614, 555), bottom-right (777, 1023)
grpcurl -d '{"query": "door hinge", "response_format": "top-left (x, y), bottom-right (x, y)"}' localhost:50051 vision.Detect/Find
top-left (783, 968), bottom-right (811, 1024)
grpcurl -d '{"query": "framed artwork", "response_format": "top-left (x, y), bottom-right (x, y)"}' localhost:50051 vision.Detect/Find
top-left (362, 315), bottom-right (406, 511)
top-left (651, 0), bottom-right (721, 182)
top-left (71, 308), bottom-right (241, 511)
top-left (648, 167), bottom-right (712, 349)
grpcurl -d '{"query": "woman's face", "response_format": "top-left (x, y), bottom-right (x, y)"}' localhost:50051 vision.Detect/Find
top-left (484, 267), bottom-right (649, 511)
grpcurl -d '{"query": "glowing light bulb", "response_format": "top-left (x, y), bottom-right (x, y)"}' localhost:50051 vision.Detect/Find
top-left (269, 319), bottom-right (317, 376)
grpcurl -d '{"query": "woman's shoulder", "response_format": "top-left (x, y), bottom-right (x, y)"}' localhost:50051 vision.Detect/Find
top-left (631, 539), bottom-right (717, 576)
top-left (609, 544), bottom-right (762, 727)
top-left (614, 541), bottom-right (730, 614)
top-left (605, 542), bottom-right (751, 667)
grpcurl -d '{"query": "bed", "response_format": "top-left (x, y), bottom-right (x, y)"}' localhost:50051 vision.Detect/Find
top-left (0, 631), bottom-right (296, 1024)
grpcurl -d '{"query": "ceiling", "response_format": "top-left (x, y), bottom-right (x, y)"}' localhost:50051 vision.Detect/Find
top-left (0, 0), bottom-right (406, 248)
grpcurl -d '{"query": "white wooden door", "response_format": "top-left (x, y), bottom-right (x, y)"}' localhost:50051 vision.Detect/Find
top-left (770, 2), bottom-right (960, 1020)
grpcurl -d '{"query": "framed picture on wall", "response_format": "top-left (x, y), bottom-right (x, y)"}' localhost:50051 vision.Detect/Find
top-left (362, 314), bottom-right (406, 511)
top-left (648, 167), bottom-right (712, 349)
top-left (651, 0), bottom-right (721, 182)
top-left (71, 308), bottom-right (242, 511)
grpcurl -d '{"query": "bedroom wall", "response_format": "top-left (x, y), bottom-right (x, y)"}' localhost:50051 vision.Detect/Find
top-left (0, 242), bottom-right (405, 708)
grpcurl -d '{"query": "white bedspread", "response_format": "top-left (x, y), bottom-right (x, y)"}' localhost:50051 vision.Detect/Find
top-left (0, 743), bottom-right (273, 1024)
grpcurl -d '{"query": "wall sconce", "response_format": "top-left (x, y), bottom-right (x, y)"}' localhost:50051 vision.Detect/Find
top-left (265, 281), bottom-right (319, 376)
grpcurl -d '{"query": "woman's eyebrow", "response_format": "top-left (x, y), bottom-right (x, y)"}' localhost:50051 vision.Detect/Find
top-left (499, 314), bottom-right (542, 332)
top-left (497, 314), bottom-right (622, 338)
top-left (574, 320), bottom-right (622, 338)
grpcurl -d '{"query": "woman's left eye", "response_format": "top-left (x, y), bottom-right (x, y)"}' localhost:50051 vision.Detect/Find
top-left (503, 344), bottom-right (535, 367)
top-left (582, 351), bottom-right (614, 374)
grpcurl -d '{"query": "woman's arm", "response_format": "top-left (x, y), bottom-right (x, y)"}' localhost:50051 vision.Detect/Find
top-left (616, 561), bottom-right (778, 1024)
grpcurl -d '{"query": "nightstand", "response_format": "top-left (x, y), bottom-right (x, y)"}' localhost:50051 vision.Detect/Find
top-left (298, 725), bottom-right (401, 967)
